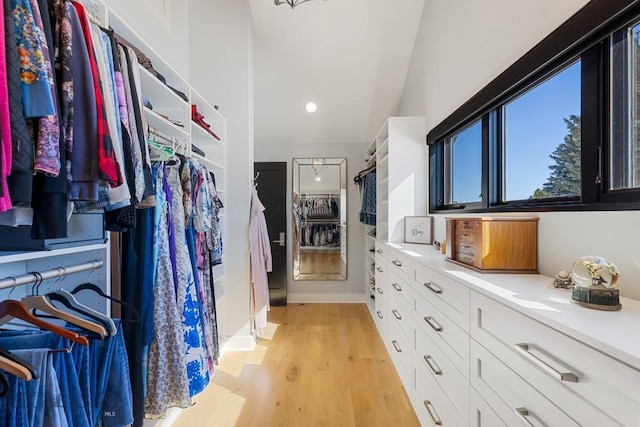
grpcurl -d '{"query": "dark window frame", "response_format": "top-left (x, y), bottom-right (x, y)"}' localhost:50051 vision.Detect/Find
top-left (428, 0), bottom-right (640, 214)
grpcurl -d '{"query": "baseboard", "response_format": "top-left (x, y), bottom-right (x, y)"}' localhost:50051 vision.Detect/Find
top-left (286, 293), bottom-right (366, 303)
top-left (143, 407), bottom-right (183, 427)
top-left (221, 335), bottom-right (256, 353)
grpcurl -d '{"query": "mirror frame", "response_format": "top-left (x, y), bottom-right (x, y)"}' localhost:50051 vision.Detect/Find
top-left (292, 158), bottom-right (347, 281)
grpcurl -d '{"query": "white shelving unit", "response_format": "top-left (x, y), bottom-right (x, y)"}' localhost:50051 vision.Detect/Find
top-left (362, 117), bottom-right (427, 318)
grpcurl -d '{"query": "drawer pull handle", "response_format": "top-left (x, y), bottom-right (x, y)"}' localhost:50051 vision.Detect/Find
top-left (392, 260), bottom-right (402, 267)
top-left (391, 283), bottom-right (402, 292)
top-left (424, 281), bottom-right (443, 294)
top-left (376, 267), bottom-right (384, 273)
top-left (392, 309), bottom-right (402, 320)
top-left (514, 407), bottom-right (535, 426)
top-left (463, 245), bottom-right (471, 250)
top-left (376, 287), bottom-right (383, 295)
top-left (424, 316), bottom-right (443, 332)
top-left (423, 355), bottom-right (442, 375)
top-left (376, 311), bottom-right (383, 319)
top-left (377, 249), bottom-right (383, 254)
top-left (392, 340), bottom-right (402, 353)
top-left (514, 343), bottom-right (578, 383)
top-left (423, 400), bottom-right (442, 425)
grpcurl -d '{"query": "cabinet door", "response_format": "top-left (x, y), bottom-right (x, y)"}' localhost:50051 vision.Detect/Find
top-left (470, 387), bottom-right (508, 427)
top-left (471, 291), bottom-right (638, 426)
top-left (471, 340), bottom-right (580, 427)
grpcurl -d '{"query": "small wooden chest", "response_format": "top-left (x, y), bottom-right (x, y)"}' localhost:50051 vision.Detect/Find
top-left (445, 217), bottom-right (539, 273)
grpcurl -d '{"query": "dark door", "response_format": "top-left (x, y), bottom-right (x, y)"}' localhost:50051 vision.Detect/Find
top-left (254, 162), bottom-right (287, 306)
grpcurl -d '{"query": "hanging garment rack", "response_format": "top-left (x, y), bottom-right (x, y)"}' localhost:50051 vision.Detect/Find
top-left (0, 260), bottom-right (104, 291)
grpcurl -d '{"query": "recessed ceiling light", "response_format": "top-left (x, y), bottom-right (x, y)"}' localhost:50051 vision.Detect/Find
top-left (315, 176), bottom-right (322, 181)
top-left (305, 102), bottom-right (318, 113)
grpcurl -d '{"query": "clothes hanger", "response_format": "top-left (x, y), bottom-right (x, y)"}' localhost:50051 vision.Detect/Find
top-left (22, 270), bottom-right (109, 338)
top-left (0, 300), bottom-right (89, 346)
top-left (0, 355), bottom-right (31, 382)
top-left (44, 268), bottom-right (117, 337)
top-left (0, 347), bottom-right (38, 380)
top-left (71, 283), bottom-right (140, 323)
top-left (70, 265), bottom-right (140, 324)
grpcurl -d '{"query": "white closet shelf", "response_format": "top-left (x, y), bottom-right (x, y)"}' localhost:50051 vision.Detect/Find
top-left (144, 107), bottom-right (190, 140)
top-left (191, 122), bottom-right (224, 145)
top-left (191, 152), bottom-right (224, 170)
top-left (0, 242), bottom-right (110, 264)
top-left (139, 67), bottom-right (190, 109)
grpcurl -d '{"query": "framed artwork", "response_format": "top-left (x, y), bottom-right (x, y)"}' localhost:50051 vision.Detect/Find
top-left (404, 216), bottom-right (432, 244)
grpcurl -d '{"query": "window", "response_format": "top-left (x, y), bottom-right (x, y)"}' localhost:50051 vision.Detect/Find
top-left (445, 120), bottom-right (482, 206)
top-left (610, 21), bottom-right (640, 191)
top-left (428, 1), bottom-right (640, 213)
top-left (503, 62), bottom-right (581, 201)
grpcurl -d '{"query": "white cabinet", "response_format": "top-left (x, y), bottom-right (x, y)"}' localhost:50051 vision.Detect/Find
top-left (371, 117), bottom-right (427, 242)
top-left (364, 242), bottom-right (640, 427)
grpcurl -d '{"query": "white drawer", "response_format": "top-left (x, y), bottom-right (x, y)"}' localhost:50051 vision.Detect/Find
top-left (471, 339), bottom-right (580, 427)
top-left (470, 387), bottom-right (507, 427)
top-left (374, 257), bottom-right (386, 282)
top-left (413, 263), bottom-right (470, 331)
top-left (386, 315), bottom-right (412, 387)
top-left (374, 263), bottom-right (387, 307)
top-left (386, 247), bottom-right (412, 279)
top-left (413, 289), bottom-right (469, 378)
top-left (414, 322), bottom-right (468, 423)
top-left (471, 291), bottom-right (639, 427)
top-left (375, 241), bottom-right (387, 259)
top-left (388, 282), bottom-right (413, 341)
top-left (388, 269), bottom-right (412, 309)
top-left (414, 362), bottom-right (463, 427)
top-left (374, 293), bottom-right (387, 340)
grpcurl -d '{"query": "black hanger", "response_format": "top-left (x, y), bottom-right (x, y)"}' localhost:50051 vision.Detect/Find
top-left (0, 347), bottom-right (39, 380)
top-left (44, 292), bottom-right (114, 337)
top-left (70, 283), bottom-right (140, 323)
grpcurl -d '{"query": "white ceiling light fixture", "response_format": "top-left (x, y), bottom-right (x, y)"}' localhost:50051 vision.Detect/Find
top-left (310, 158), bottom-right (326, 181)
top-left (305, 102), bottom-right (318, 113)
top-left (274, 0), bottom-right (326, 9)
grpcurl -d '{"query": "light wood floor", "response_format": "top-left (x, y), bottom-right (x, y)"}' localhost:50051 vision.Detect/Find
top-left (172, 303), bottom-right (420, 427)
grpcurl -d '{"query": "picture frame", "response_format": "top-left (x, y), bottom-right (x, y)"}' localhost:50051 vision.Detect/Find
top-left (404, 216), bottom-right (432, 244)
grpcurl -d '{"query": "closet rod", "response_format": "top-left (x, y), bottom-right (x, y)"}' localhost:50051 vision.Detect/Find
top-left (0, 260), bottom-right (104, 291)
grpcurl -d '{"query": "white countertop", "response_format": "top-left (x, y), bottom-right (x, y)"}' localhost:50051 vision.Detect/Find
top-left (383, 241), bottom-right (640, 370)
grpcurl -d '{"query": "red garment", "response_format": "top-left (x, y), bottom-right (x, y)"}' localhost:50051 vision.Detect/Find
top-left (72, 1), bottom-right (122, 187)
top-left (0, 1), bottom-right (12, 212)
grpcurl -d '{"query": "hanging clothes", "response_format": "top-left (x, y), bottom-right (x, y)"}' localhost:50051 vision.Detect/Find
top-left (166, 163), bottom-right (211, 397)
top-left (359, 171), bottom-right (376, 226)
top-left (249, 186), bottom-right (272, 334)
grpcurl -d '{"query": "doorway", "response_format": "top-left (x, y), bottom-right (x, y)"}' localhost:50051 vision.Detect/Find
top-left (254, 162), bottom-right (287, 306)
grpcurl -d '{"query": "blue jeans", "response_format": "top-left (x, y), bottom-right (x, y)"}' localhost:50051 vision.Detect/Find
top-left (0, 331), bottom-right (89, 426)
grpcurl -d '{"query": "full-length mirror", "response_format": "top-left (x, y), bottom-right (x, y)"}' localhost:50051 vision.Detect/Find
top-left (293, 158), bottom-right (347, 280)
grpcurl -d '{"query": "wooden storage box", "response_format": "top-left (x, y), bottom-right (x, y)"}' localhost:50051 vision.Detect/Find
top-left (445, 217), bottom-right (538, 273)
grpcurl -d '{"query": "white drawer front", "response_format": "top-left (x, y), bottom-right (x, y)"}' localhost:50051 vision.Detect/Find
top-left (413, 289), bottom-right (469, 378)
top-left (375, 241), bottom-right (387, 259)
top-left (413, 263), bottom-right (470, 331)
top-left (374, 263), bottom-right (387, 307)
top-left (386, 316), bottom-right (412, 387)
top-left (388, 282), bottom-right (413, 342)
top-left (472, 291), bottom-right (639, 427)
top-left (414, 363), bottom-right (463, 427)
top-left (374, 293), bottom-right (387, 340)
top-left (471, 339), bottom-right (580, 427)
top-left (470, 388), bottom-right (507, 427)
top-left (387, 247), bottom-right (412, 279)
top-left (414, 323), bottom-right (468, 422)
top-left (388, 269), bottom-right (412, 309)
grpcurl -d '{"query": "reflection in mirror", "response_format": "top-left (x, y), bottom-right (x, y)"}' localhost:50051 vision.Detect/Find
top-left (293, 158), bottom-right (347, 280)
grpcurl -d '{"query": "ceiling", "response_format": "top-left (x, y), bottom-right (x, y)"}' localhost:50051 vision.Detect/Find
top-left (249, 0), bottom-right (425, 146)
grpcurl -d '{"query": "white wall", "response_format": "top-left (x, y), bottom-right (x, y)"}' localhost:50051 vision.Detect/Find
top-left (105, 0), bottom-right (189, 78)
top-left (398, 0), bottom-right (640, 301)
top-left (189, 0), bottom-right (254, 343)
top-left (255, 142), bottom-right (368, 302)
